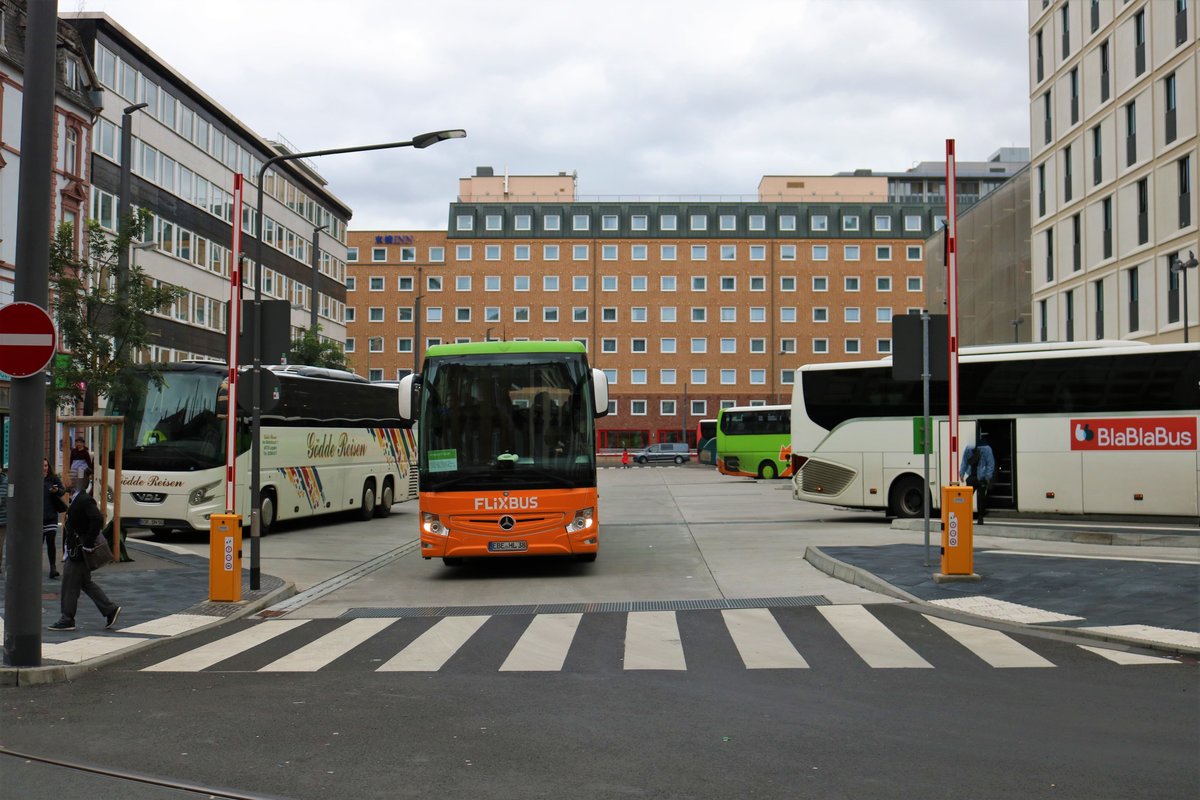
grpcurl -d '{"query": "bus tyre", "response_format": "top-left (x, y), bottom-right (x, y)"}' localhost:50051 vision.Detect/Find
top-left (374, 481), bottom-right (394, 518)
top-left (357, 481), bottom-right (376, 521)
top-left (758, 461), bottom-right (778, 480)
top-left (576, 552), bottom-right (597, 563)
top-left (890, 475), bottom-right (927, 519)
top-left (259, 491), bottom-right (276, 535)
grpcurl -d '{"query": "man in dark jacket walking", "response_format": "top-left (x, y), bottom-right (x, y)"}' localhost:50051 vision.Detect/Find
top-left (48, 467), bottom-right (120, 632)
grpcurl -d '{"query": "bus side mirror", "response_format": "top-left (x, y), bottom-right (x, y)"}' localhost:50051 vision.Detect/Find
top-left (591, 368), bottom-right (609, 418)
top-left (397, 374), bottom-right (418, 421)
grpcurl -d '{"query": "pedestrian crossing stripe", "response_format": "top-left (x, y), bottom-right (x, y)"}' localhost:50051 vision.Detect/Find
top-left (138, 605), bottom-right (1184, 674)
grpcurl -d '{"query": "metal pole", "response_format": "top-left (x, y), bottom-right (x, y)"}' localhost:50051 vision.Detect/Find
top-left (413, 264), bottom-right (422, 376)
top-left (309, 224), bottom-right (326, 332)
top-left (945, 139), bottom-right (961, 483)
top-left (1185, 265), bottom-right (1190, 344)
top-left (116, 102), bottom-right (148, 286)
top-left (4, 0), bottom-right (57, 668)
top-left (922, 311), bottom-right (931, 567)
top-left (247, 132), bottom-right (465, 590)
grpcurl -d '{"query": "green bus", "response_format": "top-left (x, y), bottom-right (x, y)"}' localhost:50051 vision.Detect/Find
top-left (715, 404), bottom-right (793, 480)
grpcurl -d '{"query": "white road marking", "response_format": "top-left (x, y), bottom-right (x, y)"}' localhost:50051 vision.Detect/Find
top-left (377, 616), bottom-right (489, 671)
top-left (260, 618), bottom-right (396, 672)
top-left (1078, 645), bottom-right (1180, 665)
top-left (142, 620), bottom-right (308, 672)
top-left (923, 615), bottom-right (1054, 668)
top-left (624, 611), bottom-right (686, 670)
top-left (721, 608), bottom-right (809, 669)
top-left (500, 613), bottom-right (582, 672)
top-left (817, 605), bottom-right (932, 668)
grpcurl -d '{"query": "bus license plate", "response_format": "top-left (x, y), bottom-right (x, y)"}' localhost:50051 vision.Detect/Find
top-left (138, 518), bottom-right (165, 527)
top-left (488, 540), bottom-right (528, 552)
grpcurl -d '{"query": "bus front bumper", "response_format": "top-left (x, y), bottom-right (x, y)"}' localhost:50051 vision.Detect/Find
top-left (419, 508), bottom-right (599, 559)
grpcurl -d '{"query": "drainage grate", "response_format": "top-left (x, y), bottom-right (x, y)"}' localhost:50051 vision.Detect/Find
top-left (341, 595), bottom-right (829, 618)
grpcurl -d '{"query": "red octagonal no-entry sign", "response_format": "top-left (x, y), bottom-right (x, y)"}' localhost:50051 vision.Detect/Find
top-left (0, 302), bottom-right (57, 378)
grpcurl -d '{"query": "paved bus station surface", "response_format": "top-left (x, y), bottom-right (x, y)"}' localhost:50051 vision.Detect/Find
top-left (2, 466), bottom-right (1197, 684)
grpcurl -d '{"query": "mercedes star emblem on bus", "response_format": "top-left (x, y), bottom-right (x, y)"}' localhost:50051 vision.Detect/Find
top-left (499, 516), bottom-right (516, 531)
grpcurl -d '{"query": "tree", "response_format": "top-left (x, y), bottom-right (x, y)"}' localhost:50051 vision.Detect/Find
top-left (286, 324), bottom-right (347, 370)
top-left (49, 211), bottom-right (184, 414)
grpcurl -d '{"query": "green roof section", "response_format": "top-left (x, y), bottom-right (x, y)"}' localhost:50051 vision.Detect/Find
top-left (426, 341), bottom-right (587, 358)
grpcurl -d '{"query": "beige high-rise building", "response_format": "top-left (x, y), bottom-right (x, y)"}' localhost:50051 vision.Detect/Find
top-left (1028, 0), bottom-right (1197, 343)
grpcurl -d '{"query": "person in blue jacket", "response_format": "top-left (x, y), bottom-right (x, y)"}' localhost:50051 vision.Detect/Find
top-left (959, 432), bottom-right (996, 524)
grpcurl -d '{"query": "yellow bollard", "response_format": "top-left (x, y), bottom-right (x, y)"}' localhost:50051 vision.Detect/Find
top-left (938, 485), bottom-right (979, 581)
top-left (209, 513), bottom-right (243, 602)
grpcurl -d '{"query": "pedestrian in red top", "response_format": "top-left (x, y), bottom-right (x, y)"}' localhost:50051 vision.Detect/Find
top-left (621, 449), bottom-right (630, 468)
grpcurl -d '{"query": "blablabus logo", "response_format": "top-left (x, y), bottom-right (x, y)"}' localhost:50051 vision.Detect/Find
top-left (1070, 417), bottom-right (1197, 450)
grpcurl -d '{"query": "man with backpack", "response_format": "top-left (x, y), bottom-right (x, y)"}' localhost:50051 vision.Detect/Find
top-left (959, 432), bottom-right (996, 524)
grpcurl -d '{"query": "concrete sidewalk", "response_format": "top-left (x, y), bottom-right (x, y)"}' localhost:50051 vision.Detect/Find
top-left (806, 521), bottom-right (1200, 656)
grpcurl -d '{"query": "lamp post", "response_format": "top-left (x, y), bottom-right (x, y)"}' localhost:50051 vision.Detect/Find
top-left (247, 129), bottom-right (465, 589)
top-left (413, 263), bottom-right (423, 376)
top-left (1171, 251), bottom-right (1198, 343)
top-left (310, 223), bottom-right (328, 332)
top-left (117, 102), bottom-right (149, 287)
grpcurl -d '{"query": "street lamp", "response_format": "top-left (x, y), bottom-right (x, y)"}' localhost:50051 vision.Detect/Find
top-left (1171, 251), bottom-right (1198, 343)
top-left (310, 223), bottom-right (328, 332)
top-left (413, 263), bottom-right (423, 376)
top-left (116, 102), bottom-right (149, 287)
top-left (247, 129), bottom-right (465, 589)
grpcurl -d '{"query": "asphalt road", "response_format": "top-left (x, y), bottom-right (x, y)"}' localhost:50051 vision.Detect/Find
top-left (3, 467), bottom-right (1197, 799)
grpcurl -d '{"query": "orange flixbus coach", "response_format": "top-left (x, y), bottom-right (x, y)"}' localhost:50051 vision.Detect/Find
top-left (398, 341), bottom-right (609, 566)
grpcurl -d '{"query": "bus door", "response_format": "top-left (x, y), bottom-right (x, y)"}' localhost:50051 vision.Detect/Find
top-left (978, 419), bottom-right (1016, 510)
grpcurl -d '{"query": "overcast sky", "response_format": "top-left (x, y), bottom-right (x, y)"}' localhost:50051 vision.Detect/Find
top-left (71, 0), bottom-right (1032, 231)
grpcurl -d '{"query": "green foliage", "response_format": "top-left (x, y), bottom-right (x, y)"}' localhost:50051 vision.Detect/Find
top-left (287, 325), bottom-right (347, 370)
top-left (48, 211), bottom-right (185, 413)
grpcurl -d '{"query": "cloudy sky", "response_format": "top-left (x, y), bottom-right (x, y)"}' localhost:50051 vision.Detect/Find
top-left (70, 0), bottom-right (1032, 230)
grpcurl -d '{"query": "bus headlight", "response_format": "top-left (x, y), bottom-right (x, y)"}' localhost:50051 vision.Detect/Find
top-left (189, 480), bottom-right (221, 506)
top-left (422, 512), bottom-right (450, 537)
top-left (566, 507), bottom-right (594, 534)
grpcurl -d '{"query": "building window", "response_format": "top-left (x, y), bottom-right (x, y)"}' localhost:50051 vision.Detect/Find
top-left (368, 307), bottom-right (384, 322)
top-left (631, 214), bottom-right (648, 231)
top-left (660, 338), bottom-right (677, 353)
top-left (573, 307), bottom-right (588, 322)
top-left (812, 245), bottom-right (829, 261)
top-left (573, 275), bottom-right (588, 291)
top-left (484, 214), bottom-right (502, 231)
top-left (844, 245), bottom-right (860, 261)
top-left (573, 214), bottom-right (590, 231)
top-left (661, 369), bottom-right (677, 385)
top-left (368, 276), bottom-right (384, 291)
top-left (720, 369), bottom-right (736, 385)
top-left (907, 277), bottom-right (922, 292)
top-left (691, 338), bottom-right (707, 353)
top-left (573, 244), bottom-right (589, 261)
top-left (661, 400), bottom-right (677, 415)
top-left (661, 307), bottom-right (677, 323)
top-left (544, 275), bottom-right (559, 292)
top-left (780, 244), bottom-right (796, 260)
top-left (844, 339), bottom-right (861, 354)
top-left (602, 214), bottom-right (619, 231)
top-left (1128, 266), bottom-right (1140, 332)
top-left (813, 276), bottom-right (828, 292)
top-left (811, 214), bottom-right (828, 231)
top-left (719, 214), bottom-right (737, 231)
top-left (1092, 125), bottom-right (1102, 186)
top-left (601, 338), bottom-right (617, 353)
top-left (876, 245), bottom-right (892, 261)
top-left (1166, 73), bottom-right (1178, 144)
top-left (661, 276), bottom-right (677, 292)
top-left (371, 248), bottom-right (387, 262)
top-left (845, 276), bottom-right (860, 292)
top-left (720, 338), bottom-right (737, 354)
top-left (813, 307), bottom-right (829, 323)
top-left (812, 338), bottom-right (829, 354)
top-left (907, 245), bottom-right (922, 260)
top-left (842, 214), bottom-right (859, 232)
top-left (691, 309), bottom-right (706, 327)
top-left (691, 244), bottom-right (708, 261)
top-left (1125, 101), bottom-right (1137, 166)
top-left (1180, 155), bottom-right (1193, 228)
top-left (779, 214), bottom-right (797, 231)
top-left (690, 369), bottom-right (707, 385)
top-left (601, 307), bottom-right (617, 322)
top-left (1134, 9), bottom-right (1146, 76)
top-left (690, 214), bottom-right (708, 231)
top-left (692, 276), bottom-right (707, 292)
top-left (781, 276), bottom-right (796, 292)
top-left (660, 213), bottom-right (677, 231)
top-left (456, 307), bottom-right (472, 323)
top-left (1099, 40), bottom-right (1110, 102)
top-left (485, 244), bottom-right (501, 260)
top-left (720, 276), bottom-right (736, 292)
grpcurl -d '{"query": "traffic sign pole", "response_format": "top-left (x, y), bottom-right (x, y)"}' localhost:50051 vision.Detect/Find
top-left (4, 0), bottom-right (57, 669)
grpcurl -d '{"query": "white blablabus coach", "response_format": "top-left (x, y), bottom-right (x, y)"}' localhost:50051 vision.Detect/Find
top-left (789, 341), bottom-right (1199, 518)
top-left (107, 361), bottom-right (417, 535)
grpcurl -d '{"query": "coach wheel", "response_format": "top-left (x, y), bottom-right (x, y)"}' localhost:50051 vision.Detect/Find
top-left (890, 475), bottom-right (927, 519)
top-left (576, 552), bottom-right (597, 563)
top-left (259, 490), bottom-right (276, 535)
top-left (357, 481), bottom-right (376, 521)
top-left (758, 460), bottom-right (778, 480)
top-left (673, 455), bottom-right (685, 464)
top-left (442, 557), bottom-right (464, 566)
top-left (374, 481), bottom-right (394, 518)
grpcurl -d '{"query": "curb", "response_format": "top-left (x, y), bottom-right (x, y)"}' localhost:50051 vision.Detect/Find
top-left (889, 518), bottom-right (1200, 549)
top-left (0, 580), bottom-right (297, 687)
top-left (803, 545), bottom-right (1199, 658)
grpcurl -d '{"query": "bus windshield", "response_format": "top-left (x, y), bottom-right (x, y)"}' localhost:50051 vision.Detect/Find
top-left (419, 351), bottom-right (595, 492)
top-left (109, 368), bottom-right (227, 471)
